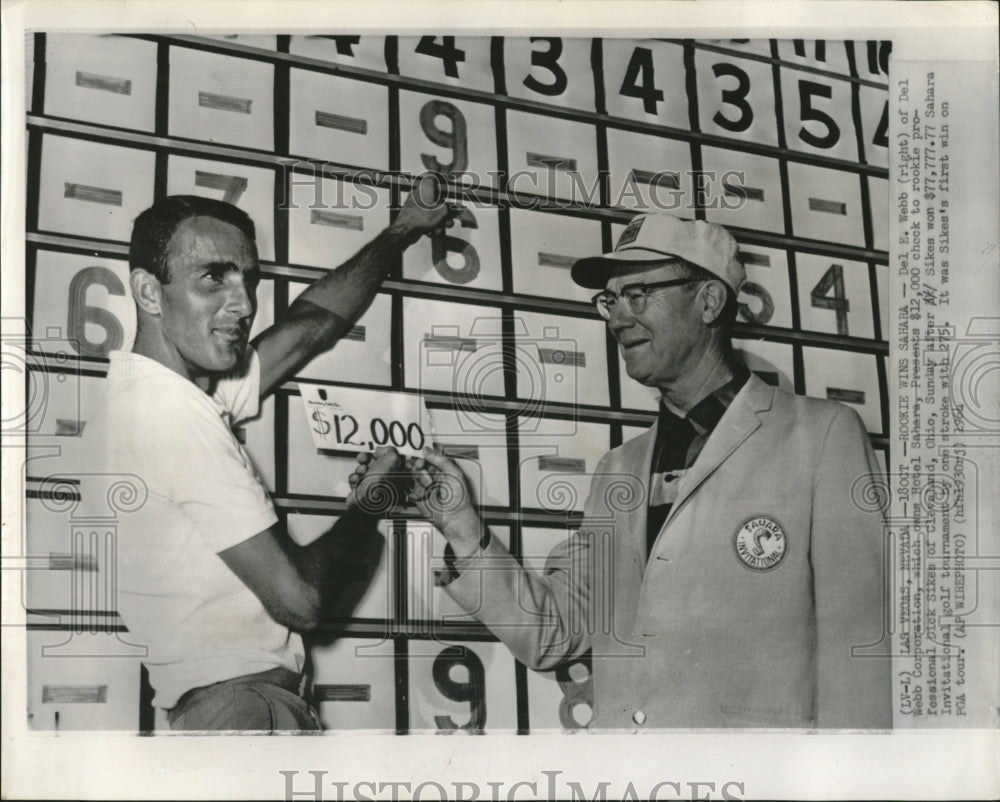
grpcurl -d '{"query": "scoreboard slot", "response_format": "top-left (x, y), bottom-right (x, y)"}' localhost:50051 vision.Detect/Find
top-left (38, 135), bottom-right (155, 244)
top-left (287, 179), bottom-right (391, 269)
top-left (289, 70), bottom-right (390, 169)
top-left (168, 46), bottom-right (274, 151)
top-left (166, 154), bottom-right (276, 261)
top-left (44, 34), bottom-right (157, 132)
top-left (518, 420), bottom-right (611, 513)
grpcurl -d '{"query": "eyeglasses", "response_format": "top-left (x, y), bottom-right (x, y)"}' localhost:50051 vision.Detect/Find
top-left (591, 279), bottom-right (705, 320)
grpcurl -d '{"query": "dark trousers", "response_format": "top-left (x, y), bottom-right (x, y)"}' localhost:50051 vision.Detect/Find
top-left (167, 667), bottom-right (321, 732)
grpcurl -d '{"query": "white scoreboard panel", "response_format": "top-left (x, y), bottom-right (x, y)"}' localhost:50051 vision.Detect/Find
top-left (23, 34), bottom-right (890, 732)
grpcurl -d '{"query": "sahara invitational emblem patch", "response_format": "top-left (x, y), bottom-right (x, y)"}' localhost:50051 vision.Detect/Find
top-left (734, 516), bottom-right (788, 571)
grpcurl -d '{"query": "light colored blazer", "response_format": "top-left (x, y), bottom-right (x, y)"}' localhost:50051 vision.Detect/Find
top-left (445, 375), bottom-right (892, 729)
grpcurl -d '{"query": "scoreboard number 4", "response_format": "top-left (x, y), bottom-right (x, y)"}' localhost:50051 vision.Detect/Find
top-left (414, 36), bottom-right (466, 79)
top-left (618, 47), bottom-right (664, 115)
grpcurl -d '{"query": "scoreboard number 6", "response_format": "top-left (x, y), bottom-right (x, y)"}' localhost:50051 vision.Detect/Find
top-left (68, 266), bottom-right (127, 357)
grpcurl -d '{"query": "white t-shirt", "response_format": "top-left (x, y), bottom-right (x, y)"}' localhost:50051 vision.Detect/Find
top-left (80, 349), bottom-right (304, 709)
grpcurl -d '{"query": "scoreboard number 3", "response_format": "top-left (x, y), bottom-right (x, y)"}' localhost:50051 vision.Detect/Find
top-left (524, 38), bottom-right (569, 97)
top-left (711, 63), bottom-right (754, 133)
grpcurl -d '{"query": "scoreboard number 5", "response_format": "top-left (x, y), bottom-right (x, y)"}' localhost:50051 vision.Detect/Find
top-left (797, 80), bottom-right (840, 149)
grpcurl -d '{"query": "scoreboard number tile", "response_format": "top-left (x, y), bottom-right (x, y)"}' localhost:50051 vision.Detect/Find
top-left (779, 68), bottom-right (859, 161)
top-left (288, 35), bottom-right (389, 73)
top-left (694, 50), bottom-right (779, 146)
top-left (31, 250), bottom-right (136, 360)
top-left (398, 91), bottom-right (499, 188)
top-left (796, 254), bottom-right (875, 339)
top-left (504, 37), bottom-right (596, 111)
top-left (286, 179), bottom-right (391, 270)
top-left (424, 407), bottom-right (512, 507)
top-left (309, 637), bottom-right (397, 731)
top-left (507, 209), bottom-right (602, 304)
top-left (518, 420), bottom-right (611, 513)
top-left (606, 129), bottom-right (693, 213)
top-left (857, 85), bottom-right (890, 169)
top-left (405, 522), bottom-right (511, 623)
top-left (288, 70), bottom-right (390, 169)
top-left (506, 111), bottom-right (599, 202)
top-left (166, 155), bottom-right (277, 261)
top-left (513, 311), bottom-right (610, 407)
top-left (44, 34), bottom-right (157, 132)
top-left (734, 244), bottom-right (793, 329)
top-left (868, 176), bottom-right (890, 253)
top-left (774, 40), bottom-right (851, 74)
top-left (285, 394), bottom-right (362, 498)
top-left (290, 287), bottom-right (392, 387)
top-left (26, 632), bottom-right (143, 731)
top-left (168, 46), bottom-right (274, 152)
top-left (802, 346), bottom-right (883, 434)
top-left (519, 527), bottom-right (593, 731)
top-left (875, 263), bottom-right (888, 339)
top-left (402, 298), bottom-right (506, 398)
top-left (402, 200), bottom-right (502, 291)
top-left (407, 639), bottom-right (518, 733)
top-left (397, 36), bottom-right (495, 93)
top-left (701, 147), bottom-right (785, 234)
top-left (38, 135), bottom-right (155, 244)
top-left (601, 39), bottom-right (688, 126)
top-left (732, 337), bottom-right (795, 392)
top-left (786, 163), bottom-right (866, 247)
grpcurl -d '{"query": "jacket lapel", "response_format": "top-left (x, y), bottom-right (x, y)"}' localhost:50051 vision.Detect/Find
top-left (619, 426), bottom-right (657, 560)
top-left (662, 375), bottom-right (774, 529)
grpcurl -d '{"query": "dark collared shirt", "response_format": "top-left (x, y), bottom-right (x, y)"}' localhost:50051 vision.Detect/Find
top-left (646, 364), bottom-right (751, 557)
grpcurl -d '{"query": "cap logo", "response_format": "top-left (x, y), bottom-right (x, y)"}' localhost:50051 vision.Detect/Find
top-left (734, 516), bottom-right (787, 571)
top-left (616, 216), bottom-right (645, 249)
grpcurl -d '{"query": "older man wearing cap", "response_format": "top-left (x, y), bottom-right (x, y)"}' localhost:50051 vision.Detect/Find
top-left (409, 212), bottom-right (891, 730)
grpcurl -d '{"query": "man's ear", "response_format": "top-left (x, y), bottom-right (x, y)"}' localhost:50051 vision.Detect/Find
top-left (699, 279), bottom-right (729, 325)
top-left (130, 269), bottom-right (163, 315)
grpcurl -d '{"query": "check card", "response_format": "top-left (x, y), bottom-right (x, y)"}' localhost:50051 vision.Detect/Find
top-left (300, 385), bottom-right (433, 457)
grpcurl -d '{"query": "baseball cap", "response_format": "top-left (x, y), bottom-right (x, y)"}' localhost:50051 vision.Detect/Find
top-left (571, 213), bottom-right (746, 293)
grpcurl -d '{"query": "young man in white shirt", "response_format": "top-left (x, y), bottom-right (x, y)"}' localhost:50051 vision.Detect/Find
top-left (82, 180), bottom-right (447, 730)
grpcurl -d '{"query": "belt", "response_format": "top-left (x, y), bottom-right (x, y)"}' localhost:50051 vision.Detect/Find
top-left (172, 666), bottom-right (304, 711)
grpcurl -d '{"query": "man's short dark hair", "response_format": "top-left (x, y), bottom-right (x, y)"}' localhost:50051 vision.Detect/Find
top-left (129, 195), bottom-right (257, 283)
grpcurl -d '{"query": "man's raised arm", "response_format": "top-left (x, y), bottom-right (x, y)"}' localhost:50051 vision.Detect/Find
top-left (252, 176), bottom-right (449, 397)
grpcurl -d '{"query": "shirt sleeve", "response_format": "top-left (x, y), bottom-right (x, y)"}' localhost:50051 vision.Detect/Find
top-left (128, 379), bottom-right (277, 553)
top-left (212, 348), bottom-right (261, 425)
